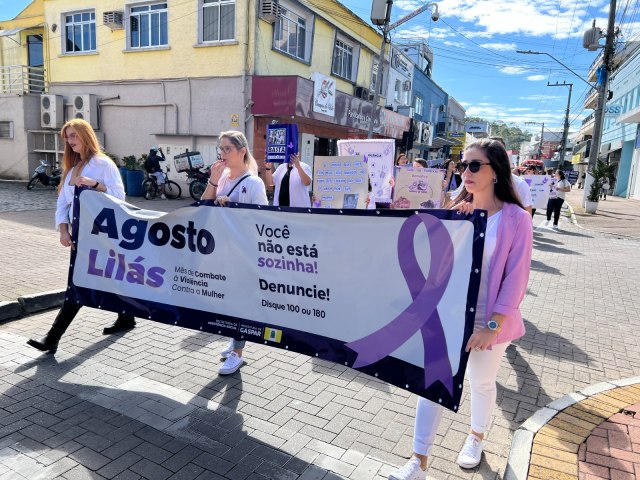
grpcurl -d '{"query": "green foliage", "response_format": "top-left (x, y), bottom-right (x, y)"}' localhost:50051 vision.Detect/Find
top-left (122, 155), bottom-right (142, 171)
top-left (464, 117), bottom-right (530, 150)
top-left (586, 160), bottom-right (617, 202)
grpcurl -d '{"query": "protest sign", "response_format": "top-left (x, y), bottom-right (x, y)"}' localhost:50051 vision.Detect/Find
top-left (69, 188), bottom-right (486, 411)
top-left (266, 124), bottom-right (298, 164)
top-left (393, 167), bottom-right (445, 209)
top-left (337, 139), bottom-right (395, 203)
top-left (524, 175), bottom-right (551, 209)
top-left (312, 156), bottom-right (369, 209)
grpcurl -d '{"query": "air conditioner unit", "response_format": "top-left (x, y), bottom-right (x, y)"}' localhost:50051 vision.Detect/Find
top-left (72, 94), bottom-right (99, 129)
top-left (103, 11), bottom-right (124, 30)
top-left (396, 106), bottom-right (414, 118)
top-left (41, 94), bottom-right (64, 129)
top-left (419, 122), bottom-right (433, 145)
top-left (354, 86), bottom-right (371, 100)
top-left (403, 80), bottom-right (412, 91)
top-left (260, 0), bottom-right (281, 23)
top-left (439, 104), bottom-right (447, 113)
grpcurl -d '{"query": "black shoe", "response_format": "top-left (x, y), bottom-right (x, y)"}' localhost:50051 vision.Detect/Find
top-left (102, 319), bottom-right (136, 335)
top-left (27, 336), bottom-right (59, 353)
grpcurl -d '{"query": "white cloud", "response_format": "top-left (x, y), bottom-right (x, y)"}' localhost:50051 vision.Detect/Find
top-left (518, 94), bottom-right (558, 101)
top-left (527, 74), bottom-right (547, 81)
top-left (499, 66), bottom-right (529, 75)
top-left (443, 41), bottom-right (465, 48)
top-left (480, 42), bottom-right (517, 51)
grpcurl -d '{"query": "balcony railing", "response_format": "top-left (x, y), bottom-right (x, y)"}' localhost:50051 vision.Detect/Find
top-left (0, 65), bottom-right (46, 94)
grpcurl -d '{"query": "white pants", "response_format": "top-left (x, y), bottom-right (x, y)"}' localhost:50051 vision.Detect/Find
top-left (413, 342), bottom-right (509, 456)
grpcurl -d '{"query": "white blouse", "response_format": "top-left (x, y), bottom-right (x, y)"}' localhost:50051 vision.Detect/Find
top-left (55, 155), bottom-right (125, 228)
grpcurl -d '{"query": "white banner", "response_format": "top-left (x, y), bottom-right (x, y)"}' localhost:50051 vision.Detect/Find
top-left (524, 175), bottom-right (551, 209)
top-left (337, 139), bottom-right (395, 203)
top-left (69, 189), bottom-right (486, 410)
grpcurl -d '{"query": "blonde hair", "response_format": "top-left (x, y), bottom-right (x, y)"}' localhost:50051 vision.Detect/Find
top-left (59, 119), bottom-right (104, 193)
top-left (219, 130), bottom-right (258, 175)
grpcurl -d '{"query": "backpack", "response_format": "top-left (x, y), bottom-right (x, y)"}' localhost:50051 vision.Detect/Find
top-left (144, 157), bottom-right (155, 173)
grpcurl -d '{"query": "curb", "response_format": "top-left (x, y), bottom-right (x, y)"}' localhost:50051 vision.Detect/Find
top-left (504, 376), bottom-right (640, 480)
top-left (0, 289), bottom-right (65, 323)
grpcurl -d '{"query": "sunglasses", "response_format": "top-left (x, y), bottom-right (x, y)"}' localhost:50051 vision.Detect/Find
top-left (461, 160), bottom-right (491, 173)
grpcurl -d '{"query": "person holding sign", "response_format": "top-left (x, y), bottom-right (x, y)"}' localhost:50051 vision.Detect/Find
top-left (270, 153), bottom-right (312, 208)
top-left (201, 131), bottom-right (268, 375)
top-left (389, 139), bottom-right (532, 480)
top-left (27, 119), bottom-right (135, 354)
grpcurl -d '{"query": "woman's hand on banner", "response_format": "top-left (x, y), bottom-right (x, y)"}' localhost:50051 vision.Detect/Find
top-left (215, 195), bottom-right (230, 206)
top-left (465, 329), bottom-right (497, 353)
top-left (59, 229), bottom-right (75, 250)
top-left (455, 201), bottom-right (474, 215)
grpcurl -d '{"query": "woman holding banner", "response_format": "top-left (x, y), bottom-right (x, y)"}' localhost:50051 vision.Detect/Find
top-left (201, 131), bottom-right (268, 375)
top-left (27, 119), bottom-right (135, 354)
top-left (389, 139), bottom-right (532, 480)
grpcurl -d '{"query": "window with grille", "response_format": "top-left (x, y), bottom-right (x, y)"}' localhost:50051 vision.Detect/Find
top-left (129, 3), bottom-right (168, 49)
top-left (274, 8), bottom-right (306, 60)
top-left (332, 38), bottom-right (354, 81)
top-left (64, 10), bottom-right (96, 53)
top-left (201, 0), bottom-right (235, 42)
top-left (0, 121), bottom-right (13, 139)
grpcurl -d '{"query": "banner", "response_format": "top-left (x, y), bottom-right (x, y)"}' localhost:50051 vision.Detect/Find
top-left (524, 175), bottom-right (551, 209)
top-left (266, 124), bottom-right (298, 164)
top-left (69, 189), bottom-right (487, 411)
top-left (337, 139), bottom-right (395, 203)
top-left (393, 167), bottom-right (445, 209)
top-left (312, 156), bottom-right (369, 209)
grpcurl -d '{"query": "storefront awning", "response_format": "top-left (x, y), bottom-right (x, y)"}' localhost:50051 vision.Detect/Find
top-left (430, 137), bottom-right (458, 149)
top-left (0, 28), bottom-right (27, 37)
top-left (599, 140), bottom-right (622, 156)
top-left (618, 105), bottom-right (640, 124)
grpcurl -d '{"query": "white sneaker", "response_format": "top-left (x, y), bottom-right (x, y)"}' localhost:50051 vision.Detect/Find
top-left (388, 458), bottom-right (426, 480)
top-left (220, 338), bottom-right (234, 358)
top-left (160, 194), bottom-right (167, 200)
top-left (552, 225), bottom-right (559, 231)
top-left (218, 351), bottom-right (244, 375)
top-left (457, 434), bottom-right (483, 468)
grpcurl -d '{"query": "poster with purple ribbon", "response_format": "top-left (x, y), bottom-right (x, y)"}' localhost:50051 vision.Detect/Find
top-left (266, 124), bottom-right (298, 164)
top-left (68, 188), bottom-right (486, 411)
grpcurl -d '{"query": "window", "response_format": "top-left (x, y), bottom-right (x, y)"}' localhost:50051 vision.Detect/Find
top-left (130, 3), bottom-right (168, 49)
top-left (414, 96), bottom-right (424, 115)
top-left (0, 121), bottom-right (14, 139)
top-left (201, 0), bottom-right (235, 42)
top-left (274, 7), bottom-right (307, 60)
top-left (64, 11), bottom-right (96, 53)
top-left (394, 80), bottom-right (401, 101)
top-left (332, 34), bottom-right (359, 82)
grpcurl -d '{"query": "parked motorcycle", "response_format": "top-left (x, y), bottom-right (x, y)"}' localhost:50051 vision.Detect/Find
top-left (185, 165), bottom-right (210, 201)
top-left (27, 160), bottom-right (62, 190)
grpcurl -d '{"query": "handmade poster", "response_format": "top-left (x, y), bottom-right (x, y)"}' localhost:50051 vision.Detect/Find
top-left (392, 167), bottom-right (445, 209)
top-left (266, 124), bottom-right (298, 164)
top-left (524, 175), bottom-right (552, 209)
top-left (312, 156), bottom-right (369, 209)
top-left (69, 188), bottom-right (487, 411)
top-left (337, 139), bottom-right (395, 203)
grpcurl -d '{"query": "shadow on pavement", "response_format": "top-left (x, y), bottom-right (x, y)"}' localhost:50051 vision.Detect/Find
top-left (530, 259), bottom-right (563, 276)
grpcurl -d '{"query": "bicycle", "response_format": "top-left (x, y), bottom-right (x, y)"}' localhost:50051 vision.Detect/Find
top-left (142, 165), bottom-right (182, 200)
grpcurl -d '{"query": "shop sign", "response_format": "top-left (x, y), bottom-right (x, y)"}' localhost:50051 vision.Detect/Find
top-left (311, 72), bottom-right (336, 117)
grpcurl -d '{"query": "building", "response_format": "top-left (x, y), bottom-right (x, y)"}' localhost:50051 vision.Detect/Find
top-left (0, 0), bottom-right (411, 182)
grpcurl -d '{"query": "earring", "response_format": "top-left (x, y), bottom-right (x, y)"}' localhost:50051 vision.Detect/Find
top-left (493, 177), bottom-right (497, 184)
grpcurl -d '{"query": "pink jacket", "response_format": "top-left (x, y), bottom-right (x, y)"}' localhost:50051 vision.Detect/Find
top-left (484, 202), bottom-right (533, 346)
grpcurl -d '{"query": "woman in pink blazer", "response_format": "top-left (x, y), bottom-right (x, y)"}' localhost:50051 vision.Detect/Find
top-left (390, 139), bottom-right (533, 480)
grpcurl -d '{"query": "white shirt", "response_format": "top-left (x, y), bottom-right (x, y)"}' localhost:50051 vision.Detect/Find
top-left (272, 162), bottom-right (313, 208)
top-left (555, 179), bottom-right (570, 200)
top-left (217, 170), bottom-right (268, 205)
top-left (512, 174), bottom-right (532, 207)
top-left (475, 210), bottom-right (503, 331)
top-left (55, 154), bottom-right (125, 228)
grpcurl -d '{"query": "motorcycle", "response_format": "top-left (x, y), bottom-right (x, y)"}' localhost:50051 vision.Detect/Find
top-left (27, 159), bottom-right (62, 190)
top-left (185, 165), bottom-right (211, 201)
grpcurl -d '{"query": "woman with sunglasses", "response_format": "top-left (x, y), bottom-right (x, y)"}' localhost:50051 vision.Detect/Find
top-left (389, 139), bottom-right (532, 480)
top-left (201, 131), bottom-right (268, 375)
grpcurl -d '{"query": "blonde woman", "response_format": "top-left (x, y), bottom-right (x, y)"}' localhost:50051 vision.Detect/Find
top-left (201, 131), bottom-right (268, 375)
top-left (27, 119), bottom-right (135, 354)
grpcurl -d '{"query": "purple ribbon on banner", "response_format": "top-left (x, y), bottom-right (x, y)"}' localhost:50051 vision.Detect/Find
top-left (346, 213), bottom-right (455, 395)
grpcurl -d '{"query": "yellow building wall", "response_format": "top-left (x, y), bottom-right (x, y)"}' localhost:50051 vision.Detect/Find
top-left (0, 0), bottom-right (45, 67)
top-left (44, 0), bottom-right (251, 83)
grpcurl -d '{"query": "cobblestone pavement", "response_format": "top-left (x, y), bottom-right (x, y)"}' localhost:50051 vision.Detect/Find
top-left (1, 180), bottom-right (640, 479)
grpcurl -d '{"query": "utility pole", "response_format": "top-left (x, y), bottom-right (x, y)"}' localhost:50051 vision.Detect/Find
top-left (368, 0), bottom-right (440, 139)
top-left (548, 82), bottom-right (573, 170)
top-left (587, 0), bottom-right (617, 170)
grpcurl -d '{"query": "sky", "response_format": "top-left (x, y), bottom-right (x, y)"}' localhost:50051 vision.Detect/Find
top-left (2, 0), bottom-right (639, 135)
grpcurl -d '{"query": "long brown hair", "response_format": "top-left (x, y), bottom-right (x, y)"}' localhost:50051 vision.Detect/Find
top-left (58, 119), bottom-right (103, 193)
top-left (448, 139), bottom-right (524, 209)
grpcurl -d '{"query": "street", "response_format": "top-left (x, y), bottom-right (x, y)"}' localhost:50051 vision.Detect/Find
top-left (1, 181), bottom-right (639, 480)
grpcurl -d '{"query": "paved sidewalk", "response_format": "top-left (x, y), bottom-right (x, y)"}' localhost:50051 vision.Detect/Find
top-left (1, 180), bottom-right (640, 479)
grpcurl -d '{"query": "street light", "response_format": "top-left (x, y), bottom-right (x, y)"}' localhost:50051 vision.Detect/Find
top-left (516, 50), bottom-right (595, 91)
top-left (368, 1), bottom-right (440, 139)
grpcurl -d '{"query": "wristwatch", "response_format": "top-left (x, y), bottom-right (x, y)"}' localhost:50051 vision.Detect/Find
top-left (93, 180), bottom-right (100, 188)
top-left (487, 319), bottom-right (501, 332)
